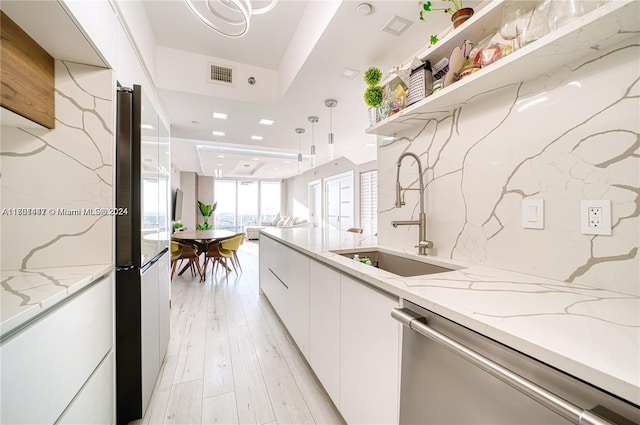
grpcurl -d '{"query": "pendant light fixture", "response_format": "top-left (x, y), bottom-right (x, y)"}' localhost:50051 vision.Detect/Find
top-left (295, 128), bottom-right (305, 175)
top-left (215, 143), bottom-right (223, 178)
top-left (325, 99), bottom-right (337, 160)
top-left (307, 116), bottom-right (318, 167)
top-left (184, 0), bottom-right (278, 38)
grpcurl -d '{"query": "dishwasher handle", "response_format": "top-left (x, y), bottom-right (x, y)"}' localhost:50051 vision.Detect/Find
top-left (391, 308), bottom-right (614, 425)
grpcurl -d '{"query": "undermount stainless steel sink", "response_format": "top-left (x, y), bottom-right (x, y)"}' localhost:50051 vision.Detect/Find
top-left (332, 250), bottom-right (460, 277)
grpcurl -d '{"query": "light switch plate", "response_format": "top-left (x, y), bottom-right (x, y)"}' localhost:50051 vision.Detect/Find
top-left (581, 200), bottom-right (612, 235)
top-left (522, 199), bottom-right (544, 229)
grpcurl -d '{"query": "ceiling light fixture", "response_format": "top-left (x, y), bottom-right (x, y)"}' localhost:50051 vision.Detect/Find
top-left (325, 99), bottom-right (337, 160)
top-left (212, 131), bottom-right (225, 136)
top-left (198, 145), bottom-right (308, 160)
top-left (307, 116), bottom-right (318, 167)
top-left (295, 128), bottom-right (305, 175)
top-left (251, 135), bottom-right (263, 141)
top-left (184, 0), bottom-right (277, 38)
top-left (259, 119), bottom-right (275, 125)
top-left (212, 112), bottom-right (227, 119)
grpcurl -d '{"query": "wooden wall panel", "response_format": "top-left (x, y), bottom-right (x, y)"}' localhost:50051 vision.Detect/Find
top-left (0, 11), bottom-right (55, 129)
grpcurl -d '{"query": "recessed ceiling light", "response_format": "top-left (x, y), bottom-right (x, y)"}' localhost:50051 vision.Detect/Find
top-left (212, 131), bottom-right (225, 136)
top-left (252, 157), bottom-right (260, 161)
top-left (141, 124), bottom-right (154, 129)
top-left (217, 154), bottom-right (225, 158)
top-left (212, 112), bottom-right (227, 119)
top-left (259, 119), bottom-right (275, 125)
top-left (365, 143), bottom-right (376, 147)
top-left (251, 135), bottom-right (263, 140)
top-left (382, 15), bottom-right (412, 36)
top-left (340, 67), bottom-right (359, 79)
top-left (383, 136), bottom-right (396, 141)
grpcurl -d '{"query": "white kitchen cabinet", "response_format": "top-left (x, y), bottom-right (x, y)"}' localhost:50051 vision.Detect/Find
top-left (141, 258), bottom-right (161, 412)
top-left (340, 275), bottom-right (400, 425)
top-left (259, 235), bottom-right (286, 314)
top-left (0, 274), bottom-right (114, 425)
top-left (285, 247), bottom-right (310, 357)
top-left (259, 235), bottom-right (310, 358)
top-left (57, 351), bottom-right (115, 425)
top-left (309, 260), bottom-right (341, 405)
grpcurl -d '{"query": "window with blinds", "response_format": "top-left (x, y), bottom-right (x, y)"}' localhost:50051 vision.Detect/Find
top-left (360, 170), bottom-right (378, 235)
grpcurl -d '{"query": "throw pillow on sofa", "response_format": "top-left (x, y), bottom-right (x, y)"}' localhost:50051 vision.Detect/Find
top-left (271, 212), bottom-right (281, 226)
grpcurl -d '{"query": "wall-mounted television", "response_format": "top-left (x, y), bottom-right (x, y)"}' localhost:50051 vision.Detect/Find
top-left (172, 187), bottom-right (183, 221)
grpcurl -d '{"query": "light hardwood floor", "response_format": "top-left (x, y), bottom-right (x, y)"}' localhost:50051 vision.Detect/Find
top-left (131, 241), bottom-right (345, 425)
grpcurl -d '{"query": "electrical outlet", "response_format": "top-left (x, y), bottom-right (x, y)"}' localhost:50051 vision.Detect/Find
top-left (588, 207), bottom-right (602, 228)
top-left (581, 200), bottom-right (611, 235)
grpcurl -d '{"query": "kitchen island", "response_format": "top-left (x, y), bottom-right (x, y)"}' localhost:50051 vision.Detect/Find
top-left (259, 226), bottom-right (639, 422)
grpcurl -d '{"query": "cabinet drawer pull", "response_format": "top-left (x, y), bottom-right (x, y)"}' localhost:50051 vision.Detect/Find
top-left (269, 268), bottom-right (288, 289)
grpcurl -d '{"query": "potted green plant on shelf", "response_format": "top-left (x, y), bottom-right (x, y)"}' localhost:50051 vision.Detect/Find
top-left (363, 66), bottom-right (383, 126)
top-left (419, 0), bottom-right (474, 44)
top-left (196, 201), bottom-right (217, 230)
top-left (173, 222), bottom-right (184, 232)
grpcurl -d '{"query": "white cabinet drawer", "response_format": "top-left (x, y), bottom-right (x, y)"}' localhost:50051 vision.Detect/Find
top-left (57, 351), bottom-right (115, 424)
top-left (0, 274), bottom-right (114, 424)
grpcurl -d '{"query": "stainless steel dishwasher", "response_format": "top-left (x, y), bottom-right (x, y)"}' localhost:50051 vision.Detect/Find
top-left (393, 301), bottom-right (640, 425)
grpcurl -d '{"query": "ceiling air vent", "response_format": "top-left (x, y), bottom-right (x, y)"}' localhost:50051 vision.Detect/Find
top-left (208, 63), bottom-right (234, 85)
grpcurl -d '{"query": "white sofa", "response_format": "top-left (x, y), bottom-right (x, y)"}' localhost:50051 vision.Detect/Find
top-left (245, 214), bottom-right (310, 240)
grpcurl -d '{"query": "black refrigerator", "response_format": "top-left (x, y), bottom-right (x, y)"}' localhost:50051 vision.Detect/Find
top-left (115, 84), bottom-right (170, 424)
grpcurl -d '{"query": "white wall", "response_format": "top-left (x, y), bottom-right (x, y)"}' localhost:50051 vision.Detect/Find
top-left (171, 163), bottom-right (181, 193)
top-left (285, 157), bottom-right (378, 227)
top-left (1, 61), bottom-right (114, 269)
top-left (155, 46), bottom-right (277, 105)
top-left (63, 0), bottom-right (169, 128)
top-left (378, 37), bottom-right (639, 296)
top-left (180, 172), bottom-right (197, 231)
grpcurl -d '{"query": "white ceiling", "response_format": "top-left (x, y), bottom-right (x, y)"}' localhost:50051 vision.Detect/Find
top-left (143, 1), bottom-right (482, 179)
top-left (0, 0), bottom-right (484, 179)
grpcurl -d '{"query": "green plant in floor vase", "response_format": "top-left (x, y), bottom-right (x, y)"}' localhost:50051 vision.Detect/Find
top-left (197, 201), bottom-right (217, 230)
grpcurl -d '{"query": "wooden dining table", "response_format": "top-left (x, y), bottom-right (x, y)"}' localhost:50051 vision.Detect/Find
top-left (171, 229), bottom-right (235, 276)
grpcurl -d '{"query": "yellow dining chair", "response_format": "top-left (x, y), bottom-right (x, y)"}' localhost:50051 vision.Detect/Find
top-left (221, 233), bottom-right (245, 274)
top-left (203, 241), bottom-right (232, 283)
top-left (171, 240), bottom-right (203, 280)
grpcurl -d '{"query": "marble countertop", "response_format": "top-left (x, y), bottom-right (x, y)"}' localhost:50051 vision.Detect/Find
top-left (261, 227), bottom-right (640, 406)
top-left (1, 264), bottom-right (113, 338)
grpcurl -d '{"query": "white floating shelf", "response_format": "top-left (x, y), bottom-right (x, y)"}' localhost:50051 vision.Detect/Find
top-left (366, 0), bottom-right (639, 137)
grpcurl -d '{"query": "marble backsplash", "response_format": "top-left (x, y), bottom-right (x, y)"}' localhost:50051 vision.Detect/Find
top-left (1, 61), bottom-right (114, 270)
top-left (378, 37), bottom-right (639, 296)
